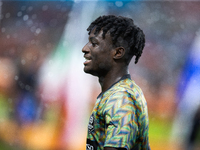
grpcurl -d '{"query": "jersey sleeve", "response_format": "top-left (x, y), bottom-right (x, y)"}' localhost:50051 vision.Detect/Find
top-left (103, 91), bottom-right (141, 149)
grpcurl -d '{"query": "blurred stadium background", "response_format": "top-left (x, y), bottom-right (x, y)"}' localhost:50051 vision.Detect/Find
top-left (0, 0), bottom-right (200, 150)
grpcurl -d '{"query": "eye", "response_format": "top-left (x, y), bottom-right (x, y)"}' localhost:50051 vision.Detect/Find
top-left (91, 42), bottom-right (97, 47)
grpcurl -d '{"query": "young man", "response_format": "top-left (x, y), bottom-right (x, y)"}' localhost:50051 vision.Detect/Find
top-left (82, 15), bottom-right (150, 150)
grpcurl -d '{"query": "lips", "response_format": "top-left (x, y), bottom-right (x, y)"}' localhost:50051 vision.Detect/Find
top-left (83, 56), bottom-right (92, 65)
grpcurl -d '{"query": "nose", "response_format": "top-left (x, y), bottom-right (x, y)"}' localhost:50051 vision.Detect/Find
top-left (82, 43), bottom-right (89, 53)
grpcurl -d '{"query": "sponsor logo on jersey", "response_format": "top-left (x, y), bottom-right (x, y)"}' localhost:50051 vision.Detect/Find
top-left (88, 113), bottom-right (94, 133)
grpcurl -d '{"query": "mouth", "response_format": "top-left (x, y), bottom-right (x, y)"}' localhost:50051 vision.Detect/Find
top-left (83, 56), bottom-right (92, 65)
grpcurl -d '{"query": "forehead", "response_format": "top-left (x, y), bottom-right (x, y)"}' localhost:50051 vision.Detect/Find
top-left (89, 28), bottom-right (113, 44)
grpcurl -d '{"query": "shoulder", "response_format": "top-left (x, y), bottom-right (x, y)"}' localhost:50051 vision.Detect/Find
top-left (116, 78), bottom-right (144, 100)
top-left (106, 78), bottom-right (147, 110)
top-left (102, 78), bottom-right (143, 101)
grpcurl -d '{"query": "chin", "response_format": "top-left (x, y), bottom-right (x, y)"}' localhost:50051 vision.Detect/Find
top-left (84, 67), bottom-right (92, 74)
top-left (84, 68), bottom-right (98, 76)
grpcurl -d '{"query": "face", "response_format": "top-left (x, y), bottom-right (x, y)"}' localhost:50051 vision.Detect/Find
top-left (82, 29), bottom-right (114, 76)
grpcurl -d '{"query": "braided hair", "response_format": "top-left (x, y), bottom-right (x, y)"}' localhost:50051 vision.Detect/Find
top-left (87, 15), bottom-right (145, 64)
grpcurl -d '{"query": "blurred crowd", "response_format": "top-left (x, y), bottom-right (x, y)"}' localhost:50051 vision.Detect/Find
top-left (0, 1), bottom-right (200, 150)
top-left (0, 1), bottom-right (70, 149)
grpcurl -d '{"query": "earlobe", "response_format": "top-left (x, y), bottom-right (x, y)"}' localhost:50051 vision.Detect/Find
top-left (113, 47), bottom-right (125, 59)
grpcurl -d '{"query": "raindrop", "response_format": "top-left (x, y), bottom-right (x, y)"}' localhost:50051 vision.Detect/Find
top-left (1, 27), bottom-right (5, 32)
top-left (32, 14), bottom-right (37, 19)
top-left (35, 28), bottom-right (41, 34)
top-left (19, 81), bottom-right (25, 89)
top-left (21, 6), bottom-right (26, 11)
top-left (25, 85), bottom-right (31, 91)
top-left (108, 2), bottom-right (114, 7)
top-left (42, 5), bottom-right (48, 11)
top-left (15, 76), bottom-right (19, 81)
top-left (74, 0), bottom-right (81, 3)
top-left (30, 26), bottom-right (36, 32)
top-left (17, 11), bottom-right (22, 17)
top-left (31, 40), bottom-right (36, 44)
top-left (21, 59), bottom-right (26, 65)
top-left (115, 1), bottom-right (123, 7)
top-left (195, 30), bottom-right (200, 36)
top-left (180, 24), bottom-right (185, 29)
top-left (169, 17), bottom-right (175, 23)
top-left (27, 20), bottom-right (33, 26)
top-left (23, 15), bottom-right (29, 21)
top-left (27, 6), bottom-right (33, 12)
top-left (5, 13), bottom-right (11, 18)
top-left (6, 35), bottom-right (10, 39)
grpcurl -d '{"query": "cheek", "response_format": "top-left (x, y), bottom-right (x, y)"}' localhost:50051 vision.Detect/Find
top-left (98, 63), bottom-right (111, 70)
top-left (98, 57), bottom-right (112, 70)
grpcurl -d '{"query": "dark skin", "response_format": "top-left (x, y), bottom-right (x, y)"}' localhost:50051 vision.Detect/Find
top-left (82, 29), bottom-right (129, 150)
top-left (98, 45), bottom-right (128, 93)
top-left (82, 28), bottom-right (128, 93)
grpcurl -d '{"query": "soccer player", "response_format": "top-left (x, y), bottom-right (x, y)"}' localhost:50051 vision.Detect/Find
top-left (82, 15), bottom-right (150, 150)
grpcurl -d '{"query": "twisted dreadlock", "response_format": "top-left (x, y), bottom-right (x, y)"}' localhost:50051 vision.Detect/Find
top-left (87, 15), bottom-right (145, 64)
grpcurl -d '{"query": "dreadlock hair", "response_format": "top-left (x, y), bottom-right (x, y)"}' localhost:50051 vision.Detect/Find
top-left (87, 15), bottom-right (145, 64)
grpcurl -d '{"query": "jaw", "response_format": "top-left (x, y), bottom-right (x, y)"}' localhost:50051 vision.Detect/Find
top-left (84, 68), bottom-right (99, 77)
top-left (83, 59), bottom-right (112, 77)
top-left (83, 65), bottom-right (107, 77)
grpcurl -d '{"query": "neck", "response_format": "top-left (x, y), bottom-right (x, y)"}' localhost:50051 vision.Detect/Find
top-left (98, 66), bottom-right (129, 93)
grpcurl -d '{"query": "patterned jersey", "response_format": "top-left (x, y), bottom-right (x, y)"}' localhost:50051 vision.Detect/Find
top-left (86, 75), bottom-right (150, 150)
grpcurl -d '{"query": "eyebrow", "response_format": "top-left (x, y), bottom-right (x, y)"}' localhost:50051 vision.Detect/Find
top-left (89, 36), bottom-right (98, 42)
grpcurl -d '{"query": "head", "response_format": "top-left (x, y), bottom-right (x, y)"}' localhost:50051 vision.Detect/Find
top-left (82, 15), bottom-right (145, 76)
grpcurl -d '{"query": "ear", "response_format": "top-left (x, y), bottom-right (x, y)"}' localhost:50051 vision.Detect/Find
top-left (113, 47), bottom-right (125, 60)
